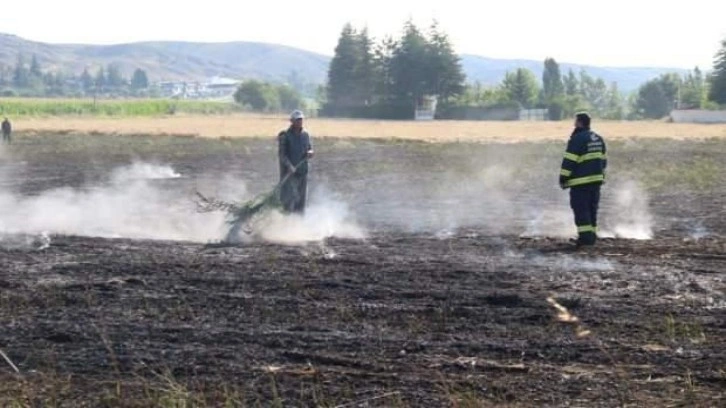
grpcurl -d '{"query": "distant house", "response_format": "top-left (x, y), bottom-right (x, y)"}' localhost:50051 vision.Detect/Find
top-left (204, 77), bottom-right (242, 98)
top-left (158, 81), bottom-right (185, 97)
top-left (156, 77), bottom-right (240, 99)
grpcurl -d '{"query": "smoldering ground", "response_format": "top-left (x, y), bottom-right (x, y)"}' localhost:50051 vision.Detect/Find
top-left (0, 135), bottom-right (667, 244)
top-left (1, 134), bottom-right (725, 406)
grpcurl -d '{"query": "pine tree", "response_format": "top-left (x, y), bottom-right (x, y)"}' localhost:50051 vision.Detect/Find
top-left (708, 38), bottom-right (726, 105)
top-left (327, 24), bottom-right (362, 108)
top-left (501, 68), bottom-right (539, 108)
top-left (80, 68), bottom-right (94, 91)
top-left (353, 27), bottom-right (375, 105)
top-left (13, 54), bottom-right (30, 88)
top-left (95, 67), bottom-right (106, 89)
top-left (372, 35), bottom-right (397, 104)
top-left (131, 69), bottom-right (149, 89)
top-left (542, 58), bottom-right (564, 103)
top-left (680, 67), bottom-right (705, 108)
top-left (388, 20), bottom-right (430, 105)
top-left (426, 21), bottom-right (465, 102)
top-left (30, 55), bottom-right (42, 78)
top-left (106, 64), bottom-right (125, 88)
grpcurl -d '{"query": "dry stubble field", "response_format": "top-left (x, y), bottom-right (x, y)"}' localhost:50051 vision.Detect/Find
top-left (15, 114), bottom-right (726, 142)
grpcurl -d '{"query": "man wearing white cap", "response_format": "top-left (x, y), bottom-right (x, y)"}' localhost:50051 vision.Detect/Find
top-left (278, 110), bottom-right (314, 213)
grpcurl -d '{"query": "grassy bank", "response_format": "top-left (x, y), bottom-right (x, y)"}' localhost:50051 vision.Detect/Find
top-left (0, 98), bottom-right (243, 117)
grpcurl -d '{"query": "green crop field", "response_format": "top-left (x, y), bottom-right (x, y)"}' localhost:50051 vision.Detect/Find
top-left (0, 98), bottom-right (243, 117)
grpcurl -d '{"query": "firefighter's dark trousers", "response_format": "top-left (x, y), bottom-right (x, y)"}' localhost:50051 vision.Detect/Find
top-left (570, 184), bottom-right (601, 245)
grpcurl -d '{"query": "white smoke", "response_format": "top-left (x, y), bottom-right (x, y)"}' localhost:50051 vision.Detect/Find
top-left (0, 161), bottom-right (365, 245)
top-left (236, 186), bottom-right (367, 245)
top-left (603, 179), bottom-right (654, 240)
top-left (109, 162), bottom-right (182, 182)
top-left (521, 208), bottom-right (573, 238)
top-left (0, 162), bottom-right (226, 242)
top-left (0, 231), bottom-right (51, 251)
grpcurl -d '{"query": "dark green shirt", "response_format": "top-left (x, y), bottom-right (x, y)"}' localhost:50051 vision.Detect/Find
top-left (278, 127), bottom-right (312, 176)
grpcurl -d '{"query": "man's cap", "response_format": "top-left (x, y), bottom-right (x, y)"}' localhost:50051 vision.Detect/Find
top-left (290, 110), bottom-right (305, 121)
top-left (575, 111), bottom-right (591, 120)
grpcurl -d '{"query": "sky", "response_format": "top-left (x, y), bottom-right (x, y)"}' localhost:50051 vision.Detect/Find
top-left (2, 0), bottom-right (724, 69)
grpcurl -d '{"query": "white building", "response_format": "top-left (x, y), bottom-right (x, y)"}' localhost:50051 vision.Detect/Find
top-left (670, 109), bottom-right (726, 123)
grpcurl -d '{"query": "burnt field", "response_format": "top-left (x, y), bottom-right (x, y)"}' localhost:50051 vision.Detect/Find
top-left (0, 133), bottom-right (724, 406)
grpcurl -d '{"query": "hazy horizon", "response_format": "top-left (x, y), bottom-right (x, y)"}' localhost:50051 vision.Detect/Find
top-left (2, 0), bottom-right (725, 69)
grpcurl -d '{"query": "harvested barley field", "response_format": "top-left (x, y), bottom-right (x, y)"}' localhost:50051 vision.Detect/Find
top-left (14, 114), bottom-right (726, 142)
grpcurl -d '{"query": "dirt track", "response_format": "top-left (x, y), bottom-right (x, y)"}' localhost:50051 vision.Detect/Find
top-left (0, 133), bottom-right (724, 406)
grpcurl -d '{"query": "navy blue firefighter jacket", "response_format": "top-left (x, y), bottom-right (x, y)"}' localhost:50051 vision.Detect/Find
top-left (559, 128), bottom-right (607, 188)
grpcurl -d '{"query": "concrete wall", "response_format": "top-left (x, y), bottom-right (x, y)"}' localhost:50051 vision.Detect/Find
top-left (519, 109), bottom-right (549, 121)
top-left (439, 106), bottom-right (520, 121)
top-left (670, 109), bottom-right (726, 124)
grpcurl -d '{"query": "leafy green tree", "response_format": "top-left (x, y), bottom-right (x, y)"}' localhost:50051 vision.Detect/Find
top-left (578, 70), bottom-right (608, 115)
top-left (634, 73), bottom-right (680, 118)
top-left (501, 68), bottom-right (539, 108)
top-left (708, 38), bottom-right (726, 105)
top-left (564, 69), bottom-right (578, 96)
top-left (234, 80), bottom-right (285, 112)
top-left (131, 68), bottom-right (149, 89)
top-left (603, 82), bottom-right (625, 120)
top-left (276, 84), bottom-right (304, 111)
top-left (235, 80), bottom-right (269, 111)
top-left (454, 82), bottom-right (508, 107)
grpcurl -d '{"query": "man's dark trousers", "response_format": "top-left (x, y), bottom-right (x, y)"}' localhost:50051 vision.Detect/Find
top-left (570, 184), bottom-right (601, 245)
top-left (280, 174), bottom-right (307, 214)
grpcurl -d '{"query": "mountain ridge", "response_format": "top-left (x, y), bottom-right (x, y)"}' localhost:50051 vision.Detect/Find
top-left (0, 33), bottom-right (690, 92)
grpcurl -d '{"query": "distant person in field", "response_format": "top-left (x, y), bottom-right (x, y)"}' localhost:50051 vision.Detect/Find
top-left (1, 118), bottom-right (11, 144)
top-left (559, 112), bottom-right (607, 248)
top-left (278, 110), bottom-right (314, 214)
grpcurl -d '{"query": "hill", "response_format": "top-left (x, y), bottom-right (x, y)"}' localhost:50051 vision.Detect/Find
top-left (0, 33), bottom-right (329, 84)
top-left (0, 33), bottom-right (690, 92)
top-left (461, 55), bottom-right (690, 92)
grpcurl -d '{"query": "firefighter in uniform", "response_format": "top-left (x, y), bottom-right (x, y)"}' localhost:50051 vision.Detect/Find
top-left (559, 112), bottom-right (607, 247)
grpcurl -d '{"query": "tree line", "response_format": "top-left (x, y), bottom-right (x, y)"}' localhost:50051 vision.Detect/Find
top-left (0, 54), bottom-right (150, 97)
top-left (323, 21), bottom-right (465, 119)
top-left (3, 27), bottom-right (726, 119)
top-left (233, 80), bottom-right (305, 113)
top-left (321, 21), bottom-right (726, 120)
